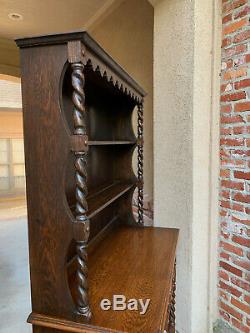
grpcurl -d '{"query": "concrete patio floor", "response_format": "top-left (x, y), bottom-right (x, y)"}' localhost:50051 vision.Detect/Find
top-left (0, 197), bottom-right (31, 333)
top-left (0, 196), bottom-right (27, 220)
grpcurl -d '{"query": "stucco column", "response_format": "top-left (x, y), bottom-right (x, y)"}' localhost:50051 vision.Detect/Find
top-left (153, 0), bottom-right (221, 332)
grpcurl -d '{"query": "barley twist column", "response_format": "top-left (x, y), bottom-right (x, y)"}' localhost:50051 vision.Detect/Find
top-left (137, 102), bottom-right (144, 225)
top-left (71, 62), bottom-right (91, 320)
top-left (168, 261), bottom-right (176, 332)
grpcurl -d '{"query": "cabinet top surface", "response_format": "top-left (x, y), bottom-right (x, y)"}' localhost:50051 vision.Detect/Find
top-left (15, 31), bottom-right (146, 98)
top-left (70, 226), bottom-right (179, 332)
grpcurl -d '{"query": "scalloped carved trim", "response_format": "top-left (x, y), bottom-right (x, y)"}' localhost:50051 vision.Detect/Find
top-left (67, 40), bottom-right (143, 104)
top-left (83, 50), bottom-right (143, 104)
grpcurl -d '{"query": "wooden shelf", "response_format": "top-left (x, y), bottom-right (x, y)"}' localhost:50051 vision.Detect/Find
top-left (69, 182), bottom-right (133, 219)
top-left (70, 182), bottom-right (134, 219)
top-left (88, 141), bottom-right (136, 146)
top-left (70, 182), bottom-right (134, 220)
top-left (69, 226), bottom-right (179, 333)
top-left (88, 182), bottom-right (134, 218)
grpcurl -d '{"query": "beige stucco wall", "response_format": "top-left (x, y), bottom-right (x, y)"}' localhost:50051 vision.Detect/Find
top-left (0, 111), bottom-right (23, 138)
top-left (90, 0), bottom-right (153, 200)
top-left (0, 78), bottom-right (22, 108)
top-left (154, 0), bottom-right (221, 332)
top-left (0, 77), bottom-right (23, 138)
top-left (0, 38), bottom-right (20, 77)
top-left (192, 1), bottom-right (221, 331)
top-left (154, 0), bottom-right (193, 331)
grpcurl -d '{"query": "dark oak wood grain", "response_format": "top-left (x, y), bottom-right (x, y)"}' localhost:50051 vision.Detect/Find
top-left (32, 227), bottom-right (178, 333)
top-left (87, 182), bottom-right (134, 219)
top-left (16, 31), bottom-right (178, 333)
top-left (85, 226), bottom-right (178, 333)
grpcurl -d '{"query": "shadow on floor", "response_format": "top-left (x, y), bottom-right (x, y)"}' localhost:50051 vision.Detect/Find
top-left (214, 320), bottom-right (238, 333)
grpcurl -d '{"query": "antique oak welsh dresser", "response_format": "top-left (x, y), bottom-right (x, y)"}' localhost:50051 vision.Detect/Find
top-left (16, 32), bottom-right (178, 333)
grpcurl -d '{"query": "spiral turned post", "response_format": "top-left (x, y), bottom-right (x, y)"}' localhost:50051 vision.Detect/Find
top-left (168, 261), bottom-right (176, 333)
top-left (137, 102), bottom-right (144, 225)
top-left (71, 62), bottom-right (91, 320)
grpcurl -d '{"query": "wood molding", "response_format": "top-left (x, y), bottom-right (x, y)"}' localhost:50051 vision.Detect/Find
top-left (28, 313), bottom-right (121, 333)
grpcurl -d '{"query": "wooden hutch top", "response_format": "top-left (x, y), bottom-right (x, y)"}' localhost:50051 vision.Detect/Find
top-left (16, 31), bottom-right (178, 333)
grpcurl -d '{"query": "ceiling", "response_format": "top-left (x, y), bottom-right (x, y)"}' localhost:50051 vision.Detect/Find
top-left (147, 0), bottom-right (158, 6)
top-left (0, 0), bottom-right (119, 39)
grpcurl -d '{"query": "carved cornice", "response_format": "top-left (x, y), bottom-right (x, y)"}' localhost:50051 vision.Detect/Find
top-left (16, 31), bottom-right (146, 103)
top-left (68, 39), bottom-right (144, 103)
top-left (82, 50), bottom-right (143, 104)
